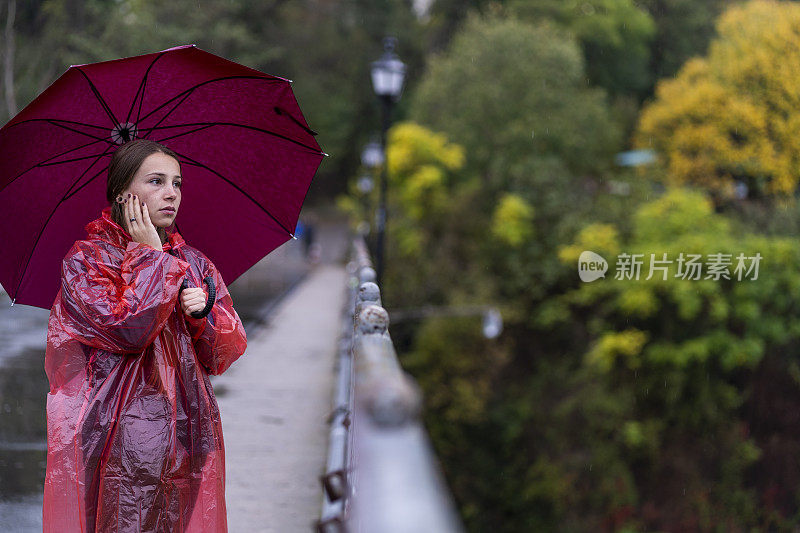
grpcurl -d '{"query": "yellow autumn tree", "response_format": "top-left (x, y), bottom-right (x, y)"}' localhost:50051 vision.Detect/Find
top-left (636, 0), bottom-right (800, 200)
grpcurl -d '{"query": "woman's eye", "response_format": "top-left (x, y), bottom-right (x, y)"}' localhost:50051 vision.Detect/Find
top-left (174, 182), bottom-right (182, 188)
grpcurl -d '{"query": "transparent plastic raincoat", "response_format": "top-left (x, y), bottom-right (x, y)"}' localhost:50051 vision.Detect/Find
top-left (43, 206), bottom-right (247, 532)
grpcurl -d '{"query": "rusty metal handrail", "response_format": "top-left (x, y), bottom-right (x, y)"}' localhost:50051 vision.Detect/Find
top-left (316, 235), bottom-right (464, 532)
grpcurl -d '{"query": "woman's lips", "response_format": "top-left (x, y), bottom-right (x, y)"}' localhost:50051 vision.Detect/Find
top-left (160, 208), bottom-right (175, 214)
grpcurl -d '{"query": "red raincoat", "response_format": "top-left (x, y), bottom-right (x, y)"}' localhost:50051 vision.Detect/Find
top-left (43, 206), bottom-right (247, 532)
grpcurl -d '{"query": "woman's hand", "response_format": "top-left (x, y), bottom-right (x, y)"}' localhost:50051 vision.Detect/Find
top-left (124, 194), bottom-right (162, 250)
top-left (180, 287), bottom-right (208, 317)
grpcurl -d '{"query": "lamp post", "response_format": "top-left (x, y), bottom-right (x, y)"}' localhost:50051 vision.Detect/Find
top-left (370, 36), bottom-right (406, 288)
top-left (356, 173), bottom-right (374, 238)
top-left (361, 140), bottom-right (385, 169)
top-left (360, 140), bottom-right (383, 254)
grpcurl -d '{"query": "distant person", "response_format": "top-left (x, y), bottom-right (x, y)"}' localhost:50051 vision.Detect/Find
top-left (43, 139), bottom-right (247, 532)
top-left (303, 213), bottom-right (322, 264)
top-left (303, 215), bottom-right (315, 257)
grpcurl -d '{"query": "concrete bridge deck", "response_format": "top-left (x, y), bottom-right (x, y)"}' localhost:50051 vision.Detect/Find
top-left (213, 262), bottom-right (348, 531)
top-left (213, 215), bottom-right (349, 531)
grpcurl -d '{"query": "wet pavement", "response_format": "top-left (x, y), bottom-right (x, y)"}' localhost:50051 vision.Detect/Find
top-left (0, 298), bottom-right (50, 532)
top-left (0, 209), bottom-right (346, 531)
top-left (213, 242), bottom-right (349, 530)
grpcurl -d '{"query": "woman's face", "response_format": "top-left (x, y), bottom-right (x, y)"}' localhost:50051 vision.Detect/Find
top-left (122, 152), bottom-right (182, 228)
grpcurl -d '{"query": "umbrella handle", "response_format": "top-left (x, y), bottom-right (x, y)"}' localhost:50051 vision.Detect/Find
top-left (179, 276), bottom-right (216, 319)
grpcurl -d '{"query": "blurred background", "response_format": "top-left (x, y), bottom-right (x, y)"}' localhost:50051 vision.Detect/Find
top-left (4, 0), bottom-right (800, 531)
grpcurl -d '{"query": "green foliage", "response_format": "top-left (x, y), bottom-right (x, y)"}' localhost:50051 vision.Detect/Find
top-left (423, 0), bottom-right (498, 51)
top-left (638, 0), bottom-right (730, 82)
top-left (338, 121), bottom-right (488, 308)
top-left (410, 13), bottom-right (622, 181)
top-left (632, 186), bottom-right (730, 243)
top-left (490, 193), bottom-right (534, 247)
top-left (400, 170), bottom-right (800, 529)
top-left (545, 186), bottom-right (800, 527)
top-left (508, 0), bottom-right (657, 97)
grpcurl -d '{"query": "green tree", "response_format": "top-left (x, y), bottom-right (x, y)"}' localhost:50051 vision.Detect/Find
top-left (548, 187), bottom-right (800, 529)
top-left (639, 0), bottom-right (729, 82)
top-left (508, 0), bottom-right (656, 98)
top-left (405, 13), bottom-right (626, 316)
top-left (410, 13), bottom-right (621, 183)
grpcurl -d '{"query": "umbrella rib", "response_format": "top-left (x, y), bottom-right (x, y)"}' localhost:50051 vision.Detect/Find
top-left (12, 149), bottom-right (113, 301)
top-left (61, 143), bottom-right (116, 201)
top-left (61, 162), bottom-right (111, 203)
top-left (153, 124), bottom-right (215, 144)
top-left (274, 106), bottom-right (318, 136)
top-left (0, 117), bottom-right (111, 133)
top-left (149, 122), bottom-right (323, 154)
top-left (0, 137), bottom-right (108, 196)
top-left (74, 67), bottom-right (120, 127)
top-left (38, 152), bottom-right (113, 167)
top-left (46, 119), bottom-right (117, 146)
top-left (128, 50), bottom-right (169, 125)
top-left (137, 75), bottom-right (285, 124)
top-left (125, 71), bottom-right (147, 126)
top-left (137, 90), bottom-right (196, 140)
top-left (168, 147), bottom-right (295, 237)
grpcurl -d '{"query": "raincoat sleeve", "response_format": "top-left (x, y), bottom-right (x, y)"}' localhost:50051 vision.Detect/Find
top-left (183, 255), bottom-right (247, 375)
top-left (58, 240), bottom-right (191, 354)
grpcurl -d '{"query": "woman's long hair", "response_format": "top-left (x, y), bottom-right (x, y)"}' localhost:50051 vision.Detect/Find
top-left (106, 139), bottom-right (180, 244)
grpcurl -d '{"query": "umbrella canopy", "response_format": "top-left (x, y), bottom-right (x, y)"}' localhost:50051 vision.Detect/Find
top-left (0, 44), bottom-right (324, 309)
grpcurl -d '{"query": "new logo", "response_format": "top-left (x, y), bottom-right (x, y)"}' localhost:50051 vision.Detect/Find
top-left (578, 251), bottom-right (608, 282)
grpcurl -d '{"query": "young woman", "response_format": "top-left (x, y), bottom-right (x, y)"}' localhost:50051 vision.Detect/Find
top-left (42, 139), bottom-right (247, 532)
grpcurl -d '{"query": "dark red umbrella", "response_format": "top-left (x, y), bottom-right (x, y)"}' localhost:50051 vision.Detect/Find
top-left (0, 44), bottom-right (324, 309)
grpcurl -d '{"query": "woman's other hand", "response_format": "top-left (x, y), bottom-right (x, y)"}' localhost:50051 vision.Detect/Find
top-left (124, 194), bottom-right (162, 250)
top-left (180, 287), bottom-right (207, 317)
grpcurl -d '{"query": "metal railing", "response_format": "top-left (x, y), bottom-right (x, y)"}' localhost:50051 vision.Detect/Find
top-left (316, 236), bottom-right (464, 533)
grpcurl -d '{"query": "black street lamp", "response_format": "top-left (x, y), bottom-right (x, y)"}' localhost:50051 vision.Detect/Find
top-left (370, 36), bottom-right (406, 289)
